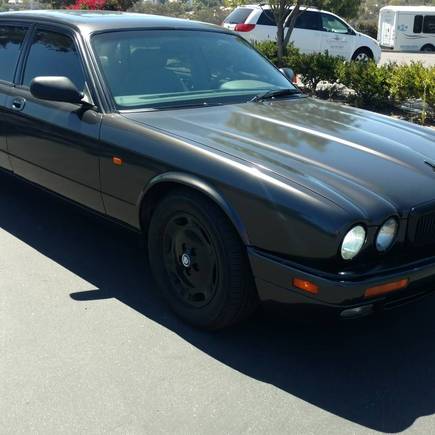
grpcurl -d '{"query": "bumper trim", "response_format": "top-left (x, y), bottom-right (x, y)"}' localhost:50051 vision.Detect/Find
top-left (248, 248), bottom-right (435, 308)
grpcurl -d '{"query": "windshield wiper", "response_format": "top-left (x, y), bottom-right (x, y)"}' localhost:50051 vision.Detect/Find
top-left (145, 101), bottom-right (223, 111)
top-left (250, 88), bottom-right (300, 103)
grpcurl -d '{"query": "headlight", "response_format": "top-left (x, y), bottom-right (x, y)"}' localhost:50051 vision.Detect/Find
top-left (376, 218), bottom-right (398, 252)
top-left (341, 225), bottom-right (366, 260)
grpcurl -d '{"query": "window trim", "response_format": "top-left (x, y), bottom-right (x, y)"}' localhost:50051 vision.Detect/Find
top-left (0, 21), bottom-right (32, 87)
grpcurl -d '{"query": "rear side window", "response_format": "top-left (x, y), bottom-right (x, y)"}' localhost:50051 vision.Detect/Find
top-left (258, 10), bottom-right (276, 26)
top-left (22, 30), bottom-right (86, 91)
top-left (224, 8), bottom-right (253, 24)
top-left (413, 15), bottom-right (423, 33)
top-left (423, 15), bottom-right (435, 34)
top-left (0, 25), bottom-right (27, 83)
top-left (295, 11), bottom-right (322, 31)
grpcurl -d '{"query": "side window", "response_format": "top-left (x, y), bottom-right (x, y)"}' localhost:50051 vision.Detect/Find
top-left (413, 15), bottom-right (423, 33)
top-left (0, 25), bottom-right (27, 83)
top-left (295, 11), bottom-right (322, 31)
top-left (423, 15), bottom-right (435, 34)
top-left (22, 30), bottom-right (85, 91)
top-left (320, 13), bottom-right (350, 34)
top-left (258, 11), bottom-right (276, 26)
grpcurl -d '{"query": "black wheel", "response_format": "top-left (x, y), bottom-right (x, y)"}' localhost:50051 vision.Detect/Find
top-left (148, 188), bottom-right (258, 330)
top-left (421, 44), bottom-right (434, 52)
top-left (352, 47), bottom-right (373, 62)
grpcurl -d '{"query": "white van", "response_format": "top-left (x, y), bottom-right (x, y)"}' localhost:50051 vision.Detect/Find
top-left (378, 6), bottom-right (435, 52)
top-left (223, 5), bottom-right (381, 62)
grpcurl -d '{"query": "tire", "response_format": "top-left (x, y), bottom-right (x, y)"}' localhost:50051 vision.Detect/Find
top-left (148, 188), bottom-right (258, 330)
top-left (351, 47), bottom-right (374, 62)
top-left (421, 44), bottom-right (434, 52)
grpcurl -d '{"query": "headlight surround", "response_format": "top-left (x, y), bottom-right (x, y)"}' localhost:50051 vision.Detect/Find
top-left (376, 217), bottom-right (398, 252)
top-left (341, 225), bottom-right (366, 260)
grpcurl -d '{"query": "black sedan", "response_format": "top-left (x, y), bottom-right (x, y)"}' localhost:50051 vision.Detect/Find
top-left (1, 11), bottom-right (435, 329)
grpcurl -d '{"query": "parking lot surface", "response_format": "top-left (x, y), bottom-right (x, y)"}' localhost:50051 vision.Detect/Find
top-left (1, 171), bottom-right (435, 434)
top-left (380, 51), bottom-right (435, 66)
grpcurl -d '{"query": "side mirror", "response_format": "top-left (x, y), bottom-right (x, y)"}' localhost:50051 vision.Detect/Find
top-left (279, 67), bottom-right (295, 83)
top-left (30, 76), bottom-right (84, 104)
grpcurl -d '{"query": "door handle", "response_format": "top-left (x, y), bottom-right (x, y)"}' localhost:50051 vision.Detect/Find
top-left (11, 97), bottom-right (26, 111)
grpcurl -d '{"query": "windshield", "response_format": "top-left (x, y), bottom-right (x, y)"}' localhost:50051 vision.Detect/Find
top-left (91, 30), bottom-right (296, 110)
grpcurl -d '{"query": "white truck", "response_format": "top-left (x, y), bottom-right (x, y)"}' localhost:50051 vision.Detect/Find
top-left (378, 6), bottom-right (435, 52)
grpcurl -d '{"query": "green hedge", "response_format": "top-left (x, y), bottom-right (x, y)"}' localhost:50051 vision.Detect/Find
top-left (389, 62), bottom-right (435, 108)
top-left (255, 41), bottom-right (435, 122)
top-left (337, 61), bottom-right (396, 108)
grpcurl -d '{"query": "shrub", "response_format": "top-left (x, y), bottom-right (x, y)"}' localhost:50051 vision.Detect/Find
top-left (67, 0), bottom-right (106, 9)
top-left (67, 0), bottom-right (135, 10)
top-left (337, 61), bottom-right (395, 108)
top-left (242, 37), bottom-right (435, 121)
top-left (389, 62), bottom-right (435, 109)
top-left (255, 43), bottom-right (342, 94)
top-left (289, 51), bottom-right (342, 93)
top-left (254, 41), bottom-right (278, 64)
top-left (129, 2), bottom-right (227, 25)
top-left (255, 41), bottom-right (303, 68)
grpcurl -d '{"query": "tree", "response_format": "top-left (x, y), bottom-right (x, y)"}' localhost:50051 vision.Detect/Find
top-left (321, 0), bottom-right (361, 19)
top-left (268, 0), bottom-right (307, 64)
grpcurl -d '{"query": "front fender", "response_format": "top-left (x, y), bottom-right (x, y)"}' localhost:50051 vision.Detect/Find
top-left (139, 171), bottom-right (250, 245)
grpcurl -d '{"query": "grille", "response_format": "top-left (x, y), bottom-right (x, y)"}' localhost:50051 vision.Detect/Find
top-left (413, 212), bottom-right (435, 246)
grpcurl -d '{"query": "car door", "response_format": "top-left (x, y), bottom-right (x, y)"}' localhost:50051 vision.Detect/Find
top-left (0, 22), bottom-right (29, 172)
top-left (290, 11), bottom-right (323, 54)
top-left (320, 13), bottom-right (354, 59)
top-left (5, 25), bottom-right (105, 213)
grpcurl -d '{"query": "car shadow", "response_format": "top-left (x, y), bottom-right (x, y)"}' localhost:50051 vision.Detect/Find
top-left (1, 170), bottom-right (434, 433)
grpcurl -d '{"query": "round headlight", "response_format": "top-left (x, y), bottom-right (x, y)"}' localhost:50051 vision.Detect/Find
top-left (341, 225), bottom-right (366, 260)
top-left (376, 218), bottom-right (398, 252)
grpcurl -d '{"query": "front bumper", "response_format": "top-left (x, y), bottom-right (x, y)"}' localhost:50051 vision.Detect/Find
top-left (248, 248), bottom-right (435, 314)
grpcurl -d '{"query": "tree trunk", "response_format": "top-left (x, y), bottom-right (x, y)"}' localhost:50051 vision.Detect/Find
top-left (283, 5), bottom-right (303, 48)
top-left (276, 22), bottom-right (285, 65)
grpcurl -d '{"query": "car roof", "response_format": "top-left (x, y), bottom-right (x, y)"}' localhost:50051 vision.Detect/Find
top-left (0, 10), bottom-right (224, 35)
top-left (380, 5), bottom-right (435, 13)
top-left (239, 4), bottom-right (326, 13)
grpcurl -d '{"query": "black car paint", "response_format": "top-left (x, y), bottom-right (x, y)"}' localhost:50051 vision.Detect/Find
top-left (1, 11), bottom-right (435, 313)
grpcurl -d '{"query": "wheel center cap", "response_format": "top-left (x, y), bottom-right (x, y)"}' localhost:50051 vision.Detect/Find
top-left (181, 253), bottom-right (192, 268)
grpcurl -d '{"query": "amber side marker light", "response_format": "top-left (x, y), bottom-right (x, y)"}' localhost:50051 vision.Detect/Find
top-left (364, 279), bottom-right (409, 299)
top-left (293, 278), bottom-right (319, 294)
top-left (112, 157), bottom-right (123, 166)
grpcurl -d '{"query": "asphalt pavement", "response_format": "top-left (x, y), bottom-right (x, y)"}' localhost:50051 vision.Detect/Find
top-left (380, 51), bottom-right (435, 66)
top-left (1, 170), bottom-right (435, 434)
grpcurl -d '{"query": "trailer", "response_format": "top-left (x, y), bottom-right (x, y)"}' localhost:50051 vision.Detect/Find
top-left (378, 6), bottom-right (435, 52)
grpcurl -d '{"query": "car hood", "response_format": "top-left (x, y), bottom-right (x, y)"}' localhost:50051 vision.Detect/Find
top-left (123, 97), bottom-right (435, 222)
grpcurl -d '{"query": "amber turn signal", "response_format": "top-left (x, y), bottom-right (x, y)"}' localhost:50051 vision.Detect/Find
top-left (292, 278), bottom-right (319, 294)
top-left (364, 278), bottom-right (409, 299)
